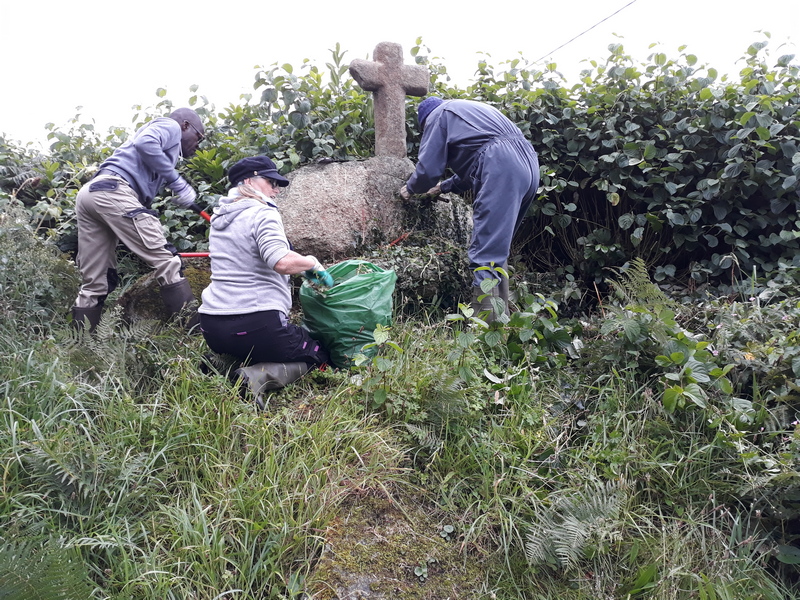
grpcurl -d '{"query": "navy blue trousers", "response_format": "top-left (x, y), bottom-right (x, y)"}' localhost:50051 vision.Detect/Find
top-left (200, 310), bottom-right (329, 367)
top-left (469, 138), bottom-right (539, 285)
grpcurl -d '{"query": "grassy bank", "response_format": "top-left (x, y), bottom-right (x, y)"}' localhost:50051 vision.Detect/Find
top-left (1, 201), bottom-right (799, 599)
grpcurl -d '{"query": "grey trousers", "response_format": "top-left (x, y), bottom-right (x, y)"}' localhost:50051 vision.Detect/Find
top-left (73, 175), bottom-right (183, 309)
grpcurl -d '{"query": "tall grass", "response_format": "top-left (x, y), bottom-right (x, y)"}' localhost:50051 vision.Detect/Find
top-left (1, 208), bottom-right (797, 599)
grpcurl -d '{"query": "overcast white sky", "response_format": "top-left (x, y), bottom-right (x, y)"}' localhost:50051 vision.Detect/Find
top-left (1, 0), bottom-right (797, 148)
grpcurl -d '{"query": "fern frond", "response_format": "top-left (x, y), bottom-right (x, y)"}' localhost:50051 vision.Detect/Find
top-left (405, 423), bottom-right (443, 453)
top-left (0, 537), bottom-right (94, 599)
top-left (526, 480), bottom-right (627, 571)
top-left (424, 375), bottom-right (471, 427)
top-left (609, 257), bottom-right (679, 310)
top-left (21, 442), bottom-right (93, 501)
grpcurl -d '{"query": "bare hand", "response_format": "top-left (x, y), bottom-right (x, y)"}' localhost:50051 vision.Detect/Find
top-left (424, 184), bottom-right (441, 196)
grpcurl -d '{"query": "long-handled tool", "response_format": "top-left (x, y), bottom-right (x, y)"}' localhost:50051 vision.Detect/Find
top-left (179, 209), bottom-right (211, 258)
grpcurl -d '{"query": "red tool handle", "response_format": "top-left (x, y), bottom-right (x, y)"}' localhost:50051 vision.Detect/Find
top-left (199, 210), bottom-right (211, 222)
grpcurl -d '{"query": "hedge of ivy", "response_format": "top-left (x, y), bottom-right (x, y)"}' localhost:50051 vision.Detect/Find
top-left (1, 38), bottom-right (798, 288)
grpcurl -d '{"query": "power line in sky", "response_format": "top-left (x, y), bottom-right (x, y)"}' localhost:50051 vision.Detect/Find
top-left (532, 0), bottom-right (639, 65)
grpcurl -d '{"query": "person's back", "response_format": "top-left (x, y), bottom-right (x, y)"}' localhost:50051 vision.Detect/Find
top-left (200, 194), bottom-right (293, 316)
top-left (410, 99), bottom-right (531, 195)
top-left (101, 117), bottom-right (183, 208)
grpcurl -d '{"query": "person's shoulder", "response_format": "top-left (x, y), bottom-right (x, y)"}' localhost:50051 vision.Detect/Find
top-left (139, 117), bottom-right (180, 135)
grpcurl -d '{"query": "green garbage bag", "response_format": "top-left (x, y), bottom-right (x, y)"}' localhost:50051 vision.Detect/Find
top-left (299, 260), bottom-right (397, 368)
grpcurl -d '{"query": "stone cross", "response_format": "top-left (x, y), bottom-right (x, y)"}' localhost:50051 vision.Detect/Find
top-left (349, 42), bottom-right (429, 158)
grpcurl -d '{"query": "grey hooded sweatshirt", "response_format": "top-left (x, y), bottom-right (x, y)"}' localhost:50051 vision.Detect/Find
top-left (199, 189), bottom-right (292, 316)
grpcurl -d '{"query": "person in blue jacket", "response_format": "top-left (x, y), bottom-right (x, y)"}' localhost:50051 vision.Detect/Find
top-left (400, 97), bottom-right (540, 321)
top-left (70, 107), bottom-right (206, 332)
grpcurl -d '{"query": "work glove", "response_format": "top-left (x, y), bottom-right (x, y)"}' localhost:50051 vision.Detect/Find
top-left (419, 183), bottom-right (448, 203)
top-left (303, 256), bottom-right (334, 288)
top-left (398, 184), bottom-right (411, 202)
top-left (169, 176), bottom-right (197, 207)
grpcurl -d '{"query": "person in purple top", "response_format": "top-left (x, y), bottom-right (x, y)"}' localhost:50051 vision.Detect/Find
top-left (70, 108), bottom-right (206, 332)
top-left (400, 97), bottom-right (540, 321)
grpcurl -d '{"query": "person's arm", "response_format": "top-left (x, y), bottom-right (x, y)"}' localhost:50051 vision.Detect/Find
top-left (440, 174), bottom-right (471, 194)
top-left (273, 251), bottom-right (320, 275)
top-left (406, 114), bottom-right (448, 194)
top-left (133, 119), bottom-right (182, 182)
top-left (255, 212), bottom-right (335, 286)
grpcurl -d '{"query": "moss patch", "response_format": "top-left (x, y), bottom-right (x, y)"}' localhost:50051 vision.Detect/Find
top-left (117, 257), bottom-right (209, 322)
top-left (306, 494), bottom-right (488, 599)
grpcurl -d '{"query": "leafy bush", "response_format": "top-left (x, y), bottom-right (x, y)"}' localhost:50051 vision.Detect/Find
top-left (0, 195), bottom-right (79, 324)
top-left (5, 38), bottom-right (799, 295)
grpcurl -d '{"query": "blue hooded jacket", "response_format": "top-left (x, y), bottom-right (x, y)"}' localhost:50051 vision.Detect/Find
top-left (101, 117), bottom-right (184, 207)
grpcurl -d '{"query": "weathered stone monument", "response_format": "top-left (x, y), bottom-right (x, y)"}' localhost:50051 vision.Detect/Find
top-left (349, 41), bottom-right (429, 158)
top-left (279, 41), bottom-right (432, 259)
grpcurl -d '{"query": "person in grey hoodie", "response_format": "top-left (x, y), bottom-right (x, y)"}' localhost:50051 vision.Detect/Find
top-left (70, 107), bottom-right (206, 332)
top-left (198, 156), bottom-right (333, 400)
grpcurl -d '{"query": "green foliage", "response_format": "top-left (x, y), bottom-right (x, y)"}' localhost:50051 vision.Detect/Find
top-left (588, 259), bottom-right (755, 426)
top-left (366, 233), bottom-right (471, 312)
top-left (236, 42), bottom-right (375, 164)
top-left (5, 37), bottom-right (800, 292)
top-left (353, 323), bottom-right (406, 413)
top-left (0, 196), bottom-right (79, 322)
top-left (525, 480), bottom-right (627, 570)
top-left (3, 37), bottom-right (800, 600)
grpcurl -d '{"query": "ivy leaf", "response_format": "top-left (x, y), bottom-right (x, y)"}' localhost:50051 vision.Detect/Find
top-left (739, 111), bottom-right (756, 126)
top-left (776, 545), bottom-right (800, 565)
top-left (655, 355), bottom-right (673, 367)
top-left (723, 162), bottom-right (745, 178)
top-left (717, 377), bottom-right (733, 395)
top-left (623, 319), bottom-right (641, 343)
top-left (618, 213), bottom-right (635, 230)
top-left (684, 383), bottom-right (707, 408)
top-left (372, 388), bottom-right (387, 407)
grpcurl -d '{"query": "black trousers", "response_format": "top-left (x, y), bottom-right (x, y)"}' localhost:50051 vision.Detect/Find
top-left (199, 310), bottom-right (329, 367)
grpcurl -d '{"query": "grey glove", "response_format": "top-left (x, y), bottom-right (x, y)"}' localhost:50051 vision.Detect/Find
top-left (169, 176), bottom-right (197, 207)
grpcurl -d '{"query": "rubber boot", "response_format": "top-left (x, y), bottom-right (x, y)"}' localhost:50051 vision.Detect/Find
top-left (160, 279), bottom-right (199, 330)
top-left (71, 306), bottom-right (102, 333)
top-left (235, 362), bottom-right (310, 409)
top-left (470, 284), bottom-right (502, 323)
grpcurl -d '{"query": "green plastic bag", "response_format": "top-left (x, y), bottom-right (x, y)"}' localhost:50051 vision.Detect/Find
top-left (299, 260), bottom-right (397, 368)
